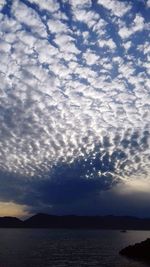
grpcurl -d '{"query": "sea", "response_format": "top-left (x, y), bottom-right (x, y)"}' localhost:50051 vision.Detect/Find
top-left (0, 229), bottom-right (149, 267)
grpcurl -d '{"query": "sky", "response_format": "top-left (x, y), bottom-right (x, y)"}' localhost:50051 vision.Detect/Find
top-left (0, 0), bottom-right (150, 218)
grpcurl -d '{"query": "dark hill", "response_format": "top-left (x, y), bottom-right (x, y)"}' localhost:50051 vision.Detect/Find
top-left (0, 217), bottom-right (23, 228)
top-left (120, 238), bottom-right (150, 262)
top-left (1, 214), bottom-right (150, 229)
top-left (23, 214), bottom-right (150, 229)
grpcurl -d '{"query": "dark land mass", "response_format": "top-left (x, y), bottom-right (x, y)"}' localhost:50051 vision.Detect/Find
top-left (1, 213), bottom-right (150, 229)
top-left (120, 238), bottom-right (150, 262)
top-left (0, 217), bottom-right (23, 228)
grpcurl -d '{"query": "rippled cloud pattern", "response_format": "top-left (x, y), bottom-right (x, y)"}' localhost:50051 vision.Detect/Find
top-left (0, 0), bottom-right (149, 215)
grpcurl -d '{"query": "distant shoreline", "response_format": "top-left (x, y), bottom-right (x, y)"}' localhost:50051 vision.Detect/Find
top-left (1, 213), bottom-right (150, 230)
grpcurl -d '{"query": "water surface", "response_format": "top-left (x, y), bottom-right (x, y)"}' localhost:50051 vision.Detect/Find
top-left (0, 229), bottom-right (149, 267)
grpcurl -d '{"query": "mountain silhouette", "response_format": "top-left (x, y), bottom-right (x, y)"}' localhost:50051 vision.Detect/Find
top-left (0, 216), bottom-right (23, 228)
top-left (1, 213), bottom-right (150, 229)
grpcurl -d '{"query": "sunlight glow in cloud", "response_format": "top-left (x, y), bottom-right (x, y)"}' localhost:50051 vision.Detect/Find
top-left (0, 201), bottom-right (28, 217)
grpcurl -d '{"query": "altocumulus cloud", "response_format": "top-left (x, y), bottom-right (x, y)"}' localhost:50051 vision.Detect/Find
top-left (0, 0), bottom-right (149, 216)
